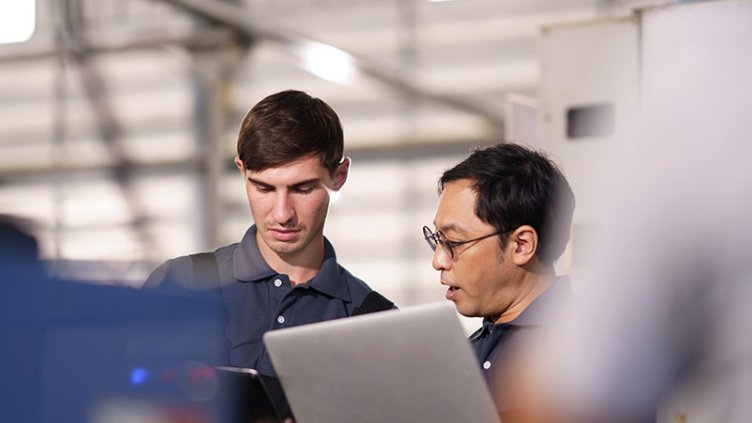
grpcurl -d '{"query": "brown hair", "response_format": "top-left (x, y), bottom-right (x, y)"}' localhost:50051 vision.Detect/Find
top-left (236, 90), bottom-right (344, 174)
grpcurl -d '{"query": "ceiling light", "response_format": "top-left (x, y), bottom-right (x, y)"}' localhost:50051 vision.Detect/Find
top-left (0, 0), bottom-right (35, 44)
top-left (299, 42), bottom-right (357, 85)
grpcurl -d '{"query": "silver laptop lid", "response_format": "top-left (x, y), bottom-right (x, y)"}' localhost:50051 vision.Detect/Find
top-left (263, 301), bottom-right (500, 423)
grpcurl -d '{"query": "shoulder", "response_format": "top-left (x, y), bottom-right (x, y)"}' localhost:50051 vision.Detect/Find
top-left (212, 242), bottom-right (239, 270)
top-left (336, 264), bottom-right (374, 301)
top-left (336, 264), bottom-right (398, 312)
top-left (213, 242), bottom-right (238, 259)
top-left (143, 242), bottom-right (239, 291)
top-left (142, 255), bottom-right (195, 291)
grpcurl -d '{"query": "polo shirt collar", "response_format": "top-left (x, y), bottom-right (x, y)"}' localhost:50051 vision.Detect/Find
top-left (469, 318), bottom-right (501, 342)
top-left (232, 225), bottom-right (352, 302)
top-left (303, 240), bottom-right (351, 302)
top-left (233, 225), bottom-right (276, 282)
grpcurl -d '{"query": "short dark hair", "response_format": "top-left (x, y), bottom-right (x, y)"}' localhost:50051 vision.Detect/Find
top-left (236, 90), bottom-right (344, 174)
top-left (439, 143), bottom-right (575, 264)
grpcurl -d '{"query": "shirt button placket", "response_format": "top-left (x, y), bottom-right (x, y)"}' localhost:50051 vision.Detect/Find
top-left (270, 276), bottom-right (290, 328)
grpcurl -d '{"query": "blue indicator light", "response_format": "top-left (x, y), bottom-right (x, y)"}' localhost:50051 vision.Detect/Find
top-left (130, 368), bottom-right (150, 385)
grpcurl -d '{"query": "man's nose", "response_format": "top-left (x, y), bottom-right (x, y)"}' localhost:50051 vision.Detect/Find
top-left (272, 193), bottom-right (296, 225)
top-left (432, 244), bottom-right (451, 271)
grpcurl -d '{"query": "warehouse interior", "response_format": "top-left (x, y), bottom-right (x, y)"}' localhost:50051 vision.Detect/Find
top-left (3, 0), bottom-right (752, 422)
top-left (0, 0), bottom-right (655, 308)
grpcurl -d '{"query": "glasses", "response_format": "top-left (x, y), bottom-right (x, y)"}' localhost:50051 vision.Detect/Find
top-left (422, 226), bottom-right (503, 259)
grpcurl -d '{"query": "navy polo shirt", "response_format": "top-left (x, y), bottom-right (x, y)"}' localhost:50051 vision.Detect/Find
top-left (144, 225), bottom-right (380, 376)
top-left (469, 276), bottom-right (573, 410)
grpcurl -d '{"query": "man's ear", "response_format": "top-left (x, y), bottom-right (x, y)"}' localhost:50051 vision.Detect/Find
top-left (509, 225), bottom-right (538, 266)
top-left (234, 156), bottom-right (245, 175)
top-left (331, 156), bottom-right (350, 191)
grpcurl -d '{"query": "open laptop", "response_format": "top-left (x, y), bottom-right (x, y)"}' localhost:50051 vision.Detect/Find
top-left (263, 301), bottom-right (500, 423)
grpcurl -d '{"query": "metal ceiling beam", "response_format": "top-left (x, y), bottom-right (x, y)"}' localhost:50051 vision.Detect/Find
top-left (0, 27), bottom-right (237, 63)
top-left (0, 138), bottom-right (486, 183)
top-left (160, 0), bottom-right (506, 130)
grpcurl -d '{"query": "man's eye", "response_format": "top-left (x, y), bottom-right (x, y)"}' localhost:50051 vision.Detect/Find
top-left (437, 233), bottom-right (452, 243)
top-left (441, 237), bottom-right (458, 246)
top-left (255, 186), bottom-right (273, 193)
top-left (293, 186), bottom-right (315, 194)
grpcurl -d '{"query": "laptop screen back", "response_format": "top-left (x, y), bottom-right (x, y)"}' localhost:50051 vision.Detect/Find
top-left (263, 302), bottom-right (500, 423)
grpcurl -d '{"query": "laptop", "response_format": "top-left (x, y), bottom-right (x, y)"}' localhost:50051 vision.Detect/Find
top-left (263, 301), bottom-right (500, 423)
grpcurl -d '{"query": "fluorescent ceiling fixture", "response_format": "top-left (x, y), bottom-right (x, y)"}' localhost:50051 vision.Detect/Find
top-left (0, 0), bottom-right (35, 44)
top-left (300, 42), bottom-right (357, 85)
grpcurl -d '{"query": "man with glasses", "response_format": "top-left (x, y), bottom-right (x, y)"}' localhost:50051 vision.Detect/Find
top-left (423, 142), bottom-right (575, 415)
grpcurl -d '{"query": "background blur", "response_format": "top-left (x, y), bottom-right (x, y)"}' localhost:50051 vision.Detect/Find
top-left (0, 0), bottom-right (660, 316)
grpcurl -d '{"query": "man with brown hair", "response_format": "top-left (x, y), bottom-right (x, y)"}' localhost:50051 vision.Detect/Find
top-left (145, 90), bottom-right (394, 376)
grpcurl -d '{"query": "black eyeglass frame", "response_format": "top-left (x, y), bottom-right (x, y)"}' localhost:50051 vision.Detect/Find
top-left (422, 225), bottom-right (504, 259)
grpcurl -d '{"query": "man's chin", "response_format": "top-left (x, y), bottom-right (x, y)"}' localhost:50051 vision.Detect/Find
top-left (266, 240), bottom-right (302, 255)
top-left (453, 303), bottom-right (482, 320)
top-left (451, 302), bottom-right (467, 316)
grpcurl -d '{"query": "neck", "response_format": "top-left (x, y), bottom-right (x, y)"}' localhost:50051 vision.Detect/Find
top-left (495, 266), bottom-right (556, 324)
top-left (256, 235), bottom-right (325, 286)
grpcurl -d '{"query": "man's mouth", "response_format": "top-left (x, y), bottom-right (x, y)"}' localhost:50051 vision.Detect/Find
top-left (443, 283), bottom-right (460, 301)
top-left (269, 227), bottom-right (299, 241)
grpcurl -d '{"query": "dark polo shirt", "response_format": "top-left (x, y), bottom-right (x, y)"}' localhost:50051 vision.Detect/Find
top-left (469, 276), bottom-right (573, 412)
top-left (144, 225), bottom-right (384, 376)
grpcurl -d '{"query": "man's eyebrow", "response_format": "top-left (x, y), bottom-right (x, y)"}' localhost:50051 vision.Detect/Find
top-left (289, 178), bottom-right (322, 189)
top-left (246, 177), bottom-right (322, 189)
top-left (435, 222), bottom-right (468, 236)
top-left (247, 177), bottom-right (273, 188)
